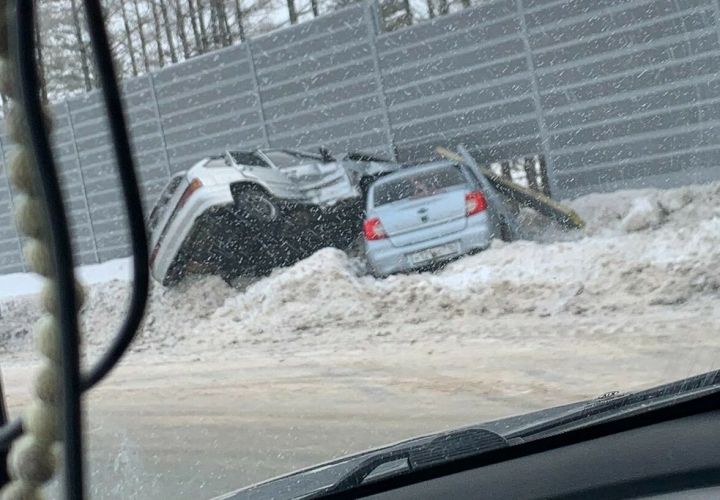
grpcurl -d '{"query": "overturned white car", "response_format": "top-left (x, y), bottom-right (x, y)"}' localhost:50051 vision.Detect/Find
top-left (148, 148), bottom-right (399, 285)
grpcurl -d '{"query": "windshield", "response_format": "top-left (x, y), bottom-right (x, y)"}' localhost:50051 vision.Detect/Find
top-left (2, 1), bottom-right (720, 498)
top-left (263, 150), bottom-right (323, 168)
top-left (372, 165), bottom-right (468, 206)
top-left (227, 151), bottom-right (269, 167)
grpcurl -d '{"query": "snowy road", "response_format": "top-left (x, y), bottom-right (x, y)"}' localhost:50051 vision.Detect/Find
top-left (1, 182), bottom-right (720, 498)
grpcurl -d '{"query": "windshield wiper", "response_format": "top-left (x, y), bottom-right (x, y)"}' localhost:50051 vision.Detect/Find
top-left (504, 369), bottom-right (720, 441)
top-left (306, 370), bottom-right (720, 499)
top-left (309, 428), bottom-right (508, 498)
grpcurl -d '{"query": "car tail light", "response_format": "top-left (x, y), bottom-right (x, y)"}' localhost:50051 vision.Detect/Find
top-left (465, 191), bottom-right (487, 216)
top-left (178, 178), bottom-right (203, 208)
top-left (363, 217), bottom-right (387, 240)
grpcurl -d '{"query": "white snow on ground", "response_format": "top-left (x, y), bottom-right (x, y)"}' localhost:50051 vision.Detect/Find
top-left (1, 182), bottom-right (719, 362)
top-left (0, 256), bottom-right (132, 299)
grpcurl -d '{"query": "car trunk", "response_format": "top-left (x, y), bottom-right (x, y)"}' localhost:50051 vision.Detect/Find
top-left (374, 189), bottom-right (468, 247)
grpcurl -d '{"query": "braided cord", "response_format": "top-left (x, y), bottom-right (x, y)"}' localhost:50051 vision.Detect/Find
top-left (0, 2), bottom-right (84, 498)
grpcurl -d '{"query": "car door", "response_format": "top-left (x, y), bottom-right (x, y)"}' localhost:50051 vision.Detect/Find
top-left (232, 150), bottom-right (301, 199)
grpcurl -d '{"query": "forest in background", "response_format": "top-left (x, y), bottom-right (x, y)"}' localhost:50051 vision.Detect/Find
top-left (31, 0), bottom-right (479, 102)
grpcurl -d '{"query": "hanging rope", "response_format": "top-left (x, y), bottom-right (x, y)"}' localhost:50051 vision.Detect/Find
top-left (0, 0), bottom-right (149, 494)
top-left (0, 0), bottom-right (150, 459)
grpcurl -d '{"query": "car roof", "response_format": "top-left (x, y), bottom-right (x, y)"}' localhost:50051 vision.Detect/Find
top-left (372, 159), bottom-right (461, 185)
top-left (224, 148), bottom-right (317, 156)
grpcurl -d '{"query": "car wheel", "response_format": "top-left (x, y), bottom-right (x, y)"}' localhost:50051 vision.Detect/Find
top-left (234, 187), bottom-right (279, 223)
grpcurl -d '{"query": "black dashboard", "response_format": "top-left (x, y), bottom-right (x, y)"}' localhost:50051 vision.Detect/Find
top-left (359, 409), bottom-right (720, 499)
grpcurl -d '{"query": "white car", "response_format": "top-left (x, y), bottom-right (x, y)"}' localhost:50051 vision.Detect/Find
top-left (148, 148), bottom-right (399, 285)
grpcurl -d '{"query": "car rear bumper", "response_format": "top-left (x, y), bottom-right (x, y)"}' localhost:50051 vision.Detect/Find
top-left (365, 212), bottom-right (493, 276)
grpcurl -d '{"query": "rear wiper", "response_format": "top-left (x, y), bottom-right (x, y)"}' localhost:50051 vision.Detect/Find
top-left (504, 369), bottom-right (720, 441)
top-left (310, 428), bottom-right (508, 497)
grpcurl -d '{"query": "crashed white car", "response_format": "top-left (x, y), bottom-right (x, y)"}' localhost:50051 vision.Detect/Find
top-left (148, 148), bottom-right (398, 285)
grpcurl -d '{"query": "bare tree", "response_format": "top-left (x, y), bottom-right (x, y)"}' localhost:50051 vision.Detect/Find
top-left (159, 0), bottom-right (179, 63)
top-left (131, 0), bottom-right (151, 71)
top-left (425, 0), bottom-right (435, 18)
top-left (150, 0), bottom-right (166, 66)
top-left (210, 0), bottom-right (232, 46)
top-left (173, 0), bottom-right (191, 58)
top-left (438, 0), bottom-right (449, 15)
top-left (196, 0), bottom-right (209, 51)
top-left (233, 0), bottom-right (245, 41)
top-left (32, 0), bottom-right (317, 98)
top-left (286, 0), bottom-right (298, 24)
top-left (119, 1), bottom-right (139, 76)
top-left (209, 0), bottom-right (220, 46)
top-left (218, 1), bottom-right (233, 45)
top-left (403, 0), bottom-right (412, 23)
top-left (186, 0), bottom-right (203, 53)
top-left (69, 0), bottom-right (94, 89)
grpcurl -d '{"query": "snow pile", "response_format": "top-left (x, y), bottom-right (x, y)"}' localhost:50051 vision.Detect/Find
top-left (2, 182), bottom-right (719, 357)
top-left (0, 257), bottom-right (132, 300)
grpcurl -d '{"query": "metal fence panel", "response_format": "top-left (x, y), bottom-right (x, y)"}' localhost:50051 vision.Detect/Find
top-left (527, 0), bottom-right (720, 195)
top-left (256, 4), bottom-right (394, 156)
top-left (378, 0), bottom-right (543, 164)
top-left (67, 76), bottom-right (169, 262)
top-left (154, 43), bottom-right (267, 172)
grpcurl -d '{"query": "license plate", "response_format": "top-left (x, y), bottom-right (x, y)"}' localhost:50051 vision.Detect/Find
top-left (407, 242), bottom-right (460, 265)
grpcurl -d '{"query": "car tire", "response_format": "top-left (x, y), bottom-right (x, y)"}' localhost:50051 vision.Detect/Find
top-left (233, 185), bottom-right (279, 223)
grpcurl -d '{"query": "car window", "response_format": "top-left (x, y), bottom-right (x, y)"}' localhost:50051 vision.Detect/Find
top-left (147, 174), bottom-right (184, 231)
top-left (372, 165), bottom-right (468, 206)
top-left (264, 150), bottom-right (321, 168)
top-left (228, 151), bottom-right (269, 167)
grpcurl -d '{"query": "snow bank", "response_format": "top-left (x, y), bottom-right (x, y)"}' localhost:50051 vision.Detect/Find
top-left (2, 182), bottom-right (719, 357)
top-left (0, 257), bottom-right (132, 300)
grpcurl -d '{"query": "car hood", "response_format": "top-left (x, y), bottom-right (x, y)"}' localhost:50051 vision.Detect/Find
top-left (248, 160), bottom-right (399, 205)
top-left (211, 400), bottom-right (586, 500)
top-left (213, 369), bottom-right (720, 499)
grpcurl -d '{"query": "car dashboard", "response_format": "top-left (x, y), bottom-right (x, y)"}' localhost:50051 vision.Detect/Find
top-left (326, 398), bottom-right (720, 500)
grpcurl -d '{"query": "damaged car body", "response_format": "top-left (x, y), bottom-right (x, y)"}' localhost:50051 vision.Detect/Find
top-left (148, 148), bottom-right (399, 285)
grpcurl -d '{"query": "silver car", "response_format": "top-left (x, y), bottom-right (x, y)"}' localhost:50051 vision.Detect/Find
top-left (148, 148), bottom-right (399, 285)
top-left (363, 161), bottom-right (497, 276)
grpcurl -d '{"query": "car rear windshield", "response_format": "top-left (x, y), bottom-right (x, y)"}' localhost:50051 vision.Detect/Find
top-left (373, 165), bottom-right (468, 206)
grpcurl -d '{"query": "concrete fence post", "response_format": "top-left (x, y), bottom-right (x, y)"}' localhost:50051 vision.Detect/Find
top-left (246, 41), bottom-right (271, 148)
top-left (364, 1), bottom-right (396, 160)
top-left (515, 0), bottom-right (558, 198)
top-left (147, 72), bottom-right (173, 177)
top-left (65, 100), bottom-right (101, 264)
